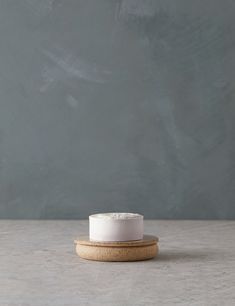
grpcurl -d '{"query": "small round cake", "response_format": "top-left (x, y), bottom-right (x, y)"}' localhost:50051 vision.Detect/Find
top-left (89, 213), bottom-right (143, 242)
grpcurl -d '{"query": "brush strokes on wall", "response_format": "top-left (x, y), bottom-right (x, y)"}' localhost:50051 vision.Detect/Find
top-left (0, 0), bottom-right (234, 219)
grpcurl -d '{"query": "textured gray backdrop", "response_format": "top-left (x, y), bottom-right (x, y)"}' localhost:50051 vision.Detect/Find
top-left (0, 0), bottom-right (234, 219)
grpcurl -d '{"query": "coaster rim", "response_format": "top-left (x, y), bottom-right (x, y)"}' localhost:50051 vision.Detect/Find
top-left (74, 234), bottom-right (158, 247)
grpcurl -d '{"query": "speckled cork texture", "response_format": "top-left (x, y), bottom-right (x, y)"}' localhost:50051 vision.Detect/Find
top-left (74, 235), bottom-right (158, 261)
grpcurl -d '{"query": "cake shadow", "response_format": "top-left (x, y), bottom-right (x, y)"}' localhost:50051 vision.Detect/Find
top-left (154, 250), bottom-right (212, 262)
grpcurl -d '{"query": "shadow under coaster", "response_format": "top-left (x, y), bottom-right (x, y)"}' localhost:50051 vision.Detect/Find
top-left (74, 235), bottom-right (159, 262)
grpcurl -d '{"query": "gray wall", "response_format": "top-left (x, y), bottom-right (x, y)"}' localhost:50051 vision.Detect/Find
top-left (0, 0), bottom-right (234, 219)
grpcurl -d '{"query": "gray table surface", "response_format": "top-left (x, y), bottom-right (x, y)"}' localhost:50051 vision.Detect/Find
top-left (0, 220), bottom-right (234, 306)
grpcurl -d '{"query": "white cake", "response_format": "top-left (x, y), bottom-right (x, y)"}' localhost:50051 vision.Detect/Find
top-left (89, 212), bottom-right (144, 242)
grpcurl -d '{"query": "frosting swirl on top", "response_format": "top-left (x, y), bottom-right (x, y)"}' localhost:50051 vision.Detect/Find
top-left (90, 213), bottom-right (143, 220)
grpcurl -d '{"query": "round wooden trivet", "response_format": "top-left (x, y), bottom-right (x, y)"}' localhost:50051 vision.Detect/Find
top-left (74, 235), bottom-right (159, 262)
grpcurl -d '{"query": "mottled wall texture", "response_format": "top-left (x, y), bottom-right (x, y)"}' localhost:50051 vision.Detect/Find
top-left (0, 0), bottom-right (234, 219)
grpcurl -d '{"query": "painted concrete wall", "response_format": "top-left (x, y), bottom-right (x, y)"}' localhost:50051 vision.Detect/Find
top-left (0, 0), bottom-right (234, 219)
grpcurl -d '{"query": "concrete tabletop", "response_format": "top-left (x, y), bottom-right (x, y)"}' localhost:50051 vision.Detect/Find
top-left (0, 220), bottom-right (234, 306)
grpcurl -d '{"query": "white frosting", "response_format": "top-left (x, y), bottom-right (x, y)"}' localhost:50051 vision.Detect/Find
top-left (90, 213), bottom-right (142, 220)
top-left (89, 212), bottom-right (144, 242)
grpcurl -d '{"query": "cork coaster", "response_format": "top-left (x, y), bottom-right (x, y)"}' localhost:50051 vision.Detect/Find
top-left (74, 235), bottom-right (159, 262)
